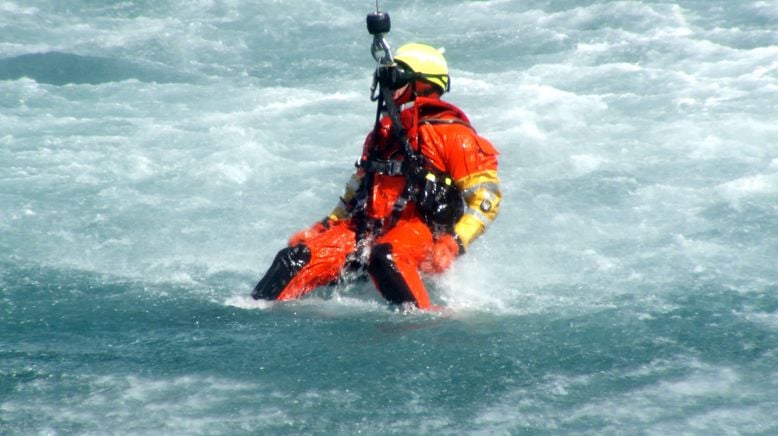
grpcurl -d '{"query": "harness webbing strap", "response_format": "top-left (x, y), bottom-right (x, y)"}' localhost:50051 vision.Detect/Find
top-left (380, 86), bottom-right (424, 230)
top-left (360, 158), bottom-right (404, 176)
top-left (351, 90), bottom-right (388, 246)
top-left (352, 89), bottom-right (470, 247)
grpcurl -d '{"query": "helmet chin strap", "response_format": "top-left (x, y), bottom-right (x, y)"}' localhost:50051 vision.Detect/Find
top-left (393, 81), bottom-right (415, 106)
top-left (415, 83), bottom-right (441, 97)
top-left (392, 79), bottom-right (441, 108)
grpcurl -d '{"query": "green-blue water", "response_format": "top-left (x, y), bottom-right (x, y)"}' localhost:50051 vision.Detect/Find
top-left (2, 1), bottom-right (778, 434)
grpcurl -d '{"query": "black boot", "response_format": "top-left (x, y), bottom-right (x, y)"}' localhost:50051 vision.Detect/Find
top-left (367, 243), bottom-right (416, 305)
top-left (252, 244), bottom-right (311, 300)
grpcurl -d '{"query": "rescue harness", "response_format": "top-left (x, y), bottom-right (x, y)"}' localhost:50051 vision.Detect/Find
top-left (348, 86), bottom-right (465, 245)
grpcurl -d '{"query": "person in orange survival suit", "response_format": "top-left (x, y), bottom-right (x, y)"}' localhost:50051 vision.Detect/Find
top-left (251, 43), bottom-right (501, 309)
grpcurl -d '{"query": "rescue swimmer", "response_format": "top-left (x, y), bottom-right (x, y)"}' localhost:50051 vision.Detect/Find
top-left (251, 16), bottom-right (501, 309)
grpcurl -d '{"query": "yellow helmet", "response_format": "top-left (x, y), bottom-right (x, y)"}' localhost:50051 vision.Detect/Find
top-left (394, 43), bottom-right (449, 92)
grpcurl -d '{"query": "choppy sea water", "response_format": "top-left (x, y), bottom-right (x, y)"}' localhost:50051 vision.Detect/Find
top-left (2, 0), bottom-right (777, 434)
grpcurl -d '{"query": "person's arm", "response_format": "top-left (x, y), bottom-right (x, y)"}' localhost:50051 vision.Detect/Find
top-left (326, 171), bottom-right (363, 222)
top-left (439, 127), bottom-right (501, 251)
top-left (421, 126), bottom-right (501, 272)
top-left (454, 168), bottom-right (501, 251)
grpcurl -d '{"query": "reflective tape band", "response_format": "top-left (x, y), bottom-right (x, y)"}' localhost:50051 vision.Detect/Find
top-left (463, 182), bottom-right (500, 199)
top-left (464, 206), bottom-right (493, 227)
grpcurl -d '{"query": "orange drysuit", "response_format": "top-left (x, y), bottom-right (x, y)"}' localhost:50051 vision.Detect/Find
top-left (252, 96), bottom-right (501, 309)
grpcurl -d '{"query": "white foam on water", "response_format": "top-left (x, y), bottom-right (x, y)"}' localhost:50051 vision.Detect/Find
top-left (224, 285), bottom-right (445, 319)
top-left (570, 153), bottom-right (606, 175)
top-left (0, 1), bottom-right (36, 15)
top-left (717, 172), bottom-right (778, 203)
top-left (1, 75), bottom-right (372, 285)
top-left (1, 374), bottom-right (290, 433)
top-left (224, 295), bottom-right (275, 310)
top-left (471, 356), bottom-right (777, 434)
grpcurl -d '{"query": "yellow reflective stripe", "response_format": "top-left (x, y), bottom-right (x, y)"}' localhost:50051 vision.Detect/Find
top-left (464, 206), bottom-right (493, 227)
top-left (453, 170), bottom-right (501, 250)
top-left (463, 182), bottom-right (500, 198)
top-left (457, 170), bottom-right (499, 191)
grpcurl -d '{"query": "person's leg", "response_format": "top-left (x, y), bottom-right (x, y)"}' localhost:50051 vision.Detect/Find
top-left (368, 217), bottom-right (434, 309)
top-left (252, 221), bottom-right (356, 301)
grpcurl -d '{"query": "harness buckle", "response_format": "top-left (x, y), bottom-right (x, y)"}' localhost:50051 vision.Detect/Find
top-left (361, 158), bottom-right (404, 176)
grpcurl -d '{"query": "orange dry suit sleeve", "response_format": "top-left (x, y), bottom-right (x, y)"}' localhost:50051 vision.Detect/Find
top-left (419, 123), bottom-right (501, 251)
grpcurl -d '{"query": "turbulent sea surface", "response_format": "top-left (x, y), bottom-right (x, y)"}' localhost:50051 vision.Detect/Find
top-left (2, 0), bottom-right (778, 434)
